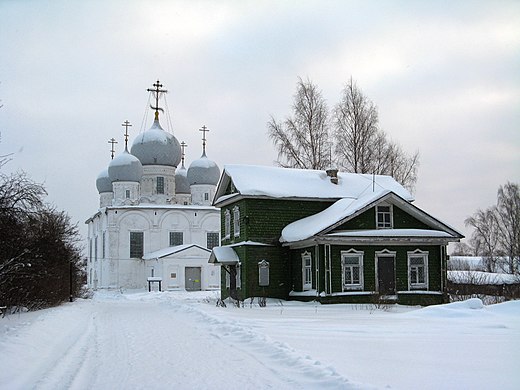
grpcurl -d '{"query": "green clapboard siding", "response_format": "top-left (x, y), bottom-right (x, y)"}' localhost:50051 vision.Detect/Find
top-left (221, 198), bottom-right (333, 245)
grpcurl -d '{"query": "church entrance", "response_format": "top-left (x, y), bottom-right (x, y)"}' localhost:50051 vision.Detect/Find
top-left (185, 267), bottom-right (201, 291)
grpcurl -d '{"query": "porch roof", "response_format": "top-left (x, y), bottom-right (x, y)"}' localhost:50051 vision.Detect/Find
top-left (209, 246), bottom-right (240, 265)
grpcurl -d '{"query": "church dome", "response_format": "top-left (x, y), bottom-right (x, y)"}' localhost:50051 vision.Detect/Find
top-left (130, 119), bottom-right (182, 167)
top-left (175, 166), bottom-right (190, 194)
top-left (187, 154), bottom-right (221, 186)
top-left (96, 168), bottom-right (112, 193)
top-left (108, 151), bottom-right (143, 182)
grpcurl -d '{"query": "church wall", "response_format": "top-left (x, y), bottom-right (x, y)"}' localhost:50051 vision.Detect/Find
top-left (87, 205), bottom-right (220, 290)
top-left (190, 184), bottom-right (216, 206)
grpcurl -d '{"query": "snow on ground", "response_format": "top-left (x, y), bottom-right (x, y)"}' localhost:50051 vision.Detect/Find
top-left (1, 291), bottom-right (519, 390)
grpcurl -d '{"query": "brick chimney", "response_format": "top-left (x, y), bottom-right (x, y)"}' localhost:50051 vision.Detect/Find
top-left (326, 168), bottom-right (338, 184)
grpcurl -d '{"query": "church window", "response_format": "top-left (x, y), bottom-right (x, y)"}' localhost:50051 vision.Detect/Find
top-left (233, 206), bottom-right (240, 237)
top-left (224, 210), bottom-right (231, 238)
top-left (207, 232), bottom-right (219, 249)
top-left (94, 236), bottom-right (98, 262)
top-left (376, 205), bottom-right (393, 229)
top-left (102, 231), bottom-right (106, 258)
top-left (302, 252), bottom-right (312, 291)
top-left (169, 232), bottom-right (183, 246)
top-left (130, 232), bottom-right (144, 258)
top-left (157, 177), bottom-right (164, 194)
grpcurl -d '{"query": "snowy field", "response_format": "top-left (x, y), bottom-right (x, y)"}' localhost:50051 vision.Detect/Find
top-left (1, 291), bottom-right (519, 390)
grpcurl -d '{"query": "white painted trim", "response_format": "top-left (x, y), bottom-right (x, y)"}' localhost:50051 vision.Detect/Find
top-left (376, 203), bottom-right (393, 229)
top-left (233, 206), bottom-right (240, 237)
top-left (407, 249), bottom-right (429, 290)
top-left (302, 251), bottom-right (312, 291)
top-left (340, 249), bottom-right (364, 291)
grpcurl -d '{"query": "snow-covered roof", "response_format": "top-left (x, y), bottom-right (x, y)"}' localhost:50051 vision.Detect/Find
top-left (143, 244), bottom-right (210, 260)
top-left (281, 189), bottom-right (390, 242)
top-left (209, 246), bottom-right (239, 264)
top-left (214, 165), bottom-right (413, 204)
top-left (281, 190), bottom-right (464, 244)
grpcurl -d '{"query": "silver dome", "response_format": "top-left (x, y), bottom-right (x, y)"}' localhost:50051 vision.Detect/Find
top-left (96, 168), bottom-right (112, 193)
top-left (108, 151), bottom-right (143, 182)
top-left (187, 154), bottom-right (220, 186)
top-left (130, 119), bottom-right (182, 167)
top-left (175, 166), bottom-right (190, 194)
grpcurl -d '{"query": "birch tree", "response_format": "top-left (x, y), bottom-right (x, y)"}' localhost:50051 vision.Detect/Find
top-left (465, 182), bottom-right (520, 274)
top-left (268, 77), bottom-right (331, 170)
top-left (333, 78), bottom-right (419, 192)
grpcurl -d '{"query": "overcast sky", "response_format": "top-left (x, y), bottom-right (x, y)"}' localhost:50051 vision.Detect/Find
top-left (1, 0), bottom-right (519, 246)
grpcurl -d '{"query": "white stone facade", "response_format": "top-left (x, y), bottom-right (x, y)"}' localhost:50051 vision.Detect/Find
top-left (86, 205), bottom-right (220, 290)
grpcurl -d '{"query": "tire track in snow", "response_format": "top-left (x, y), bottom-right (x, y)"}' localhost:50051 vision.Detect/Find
top-left (167, 300), bottom-right (372, 390)
top-left (34, 312), bottom-right (99, 390)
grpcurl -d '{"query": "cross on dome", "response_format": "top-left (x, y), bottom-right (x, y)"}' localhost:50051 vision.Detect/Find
top-left (147, 80), bottom-right (168, 121)
top-left (122, 120), bottom-right (132, 150)
top-left (180, 141), bottom-right (188, 168)
top-left (108, 137), bottom-right (118, 160)
top-left (199, 125), bottom-right (209, 156)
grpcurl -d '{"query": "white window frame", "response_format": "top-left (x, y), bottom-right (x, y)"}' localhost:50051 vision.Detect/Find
top-left (224, 209), bottom-right (231, 239)
top-left (258, 260), bottom-right (270, 287)
top-left (341, 249), bottom-right (364, 291)
top-left (225, 266), bottom-right (230, 288)
top-left (408, 249), bottom-right (429, 290)
top-left (233, 206), bottom-right (240, 237)
top-left (376, 204), bottom-right (393, 229)
top-left (302, 251), bottom-right (312, 291)
top-left (236, 263), bottom-right (241, 289)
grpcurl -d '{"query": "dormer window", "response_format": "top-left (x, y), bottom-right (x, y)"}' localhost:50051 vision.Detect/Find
top-left (376, 205), bottom-right (393, 229)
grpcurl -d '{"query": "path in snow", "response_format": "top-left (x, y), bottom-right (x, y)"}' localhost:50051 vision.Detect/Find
top-left (0, 292), bottom-right (365, 390)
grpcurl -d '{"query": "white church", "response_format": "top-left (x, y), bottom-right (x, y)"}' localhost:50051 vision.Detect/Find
top-left (86, 81), bottom-right (221, 291)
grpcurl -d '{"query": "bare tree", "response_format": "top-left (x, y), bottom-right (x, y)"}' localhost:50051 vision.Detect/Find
top-left (0, 172), bottom-right (84, 310)
top-left (333, 77), bottom-right (379, 174)
top-left (451, 242), bottom-right (474, 256)
top-left (333, 78), bottom-right (419, 192)
top-left (495, 182), bottom-right (520, 274)
top-left (465, 182), bottom-right (520, 274)
top-left (465, 209), bottom-right (501, 272)
top-left (268, 77), bottom-right (331, 170)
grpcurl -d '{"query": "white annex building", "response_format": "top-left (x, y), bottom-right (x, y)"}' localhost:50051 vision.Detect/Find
top-left (86, 81), bottom-right (221, 291)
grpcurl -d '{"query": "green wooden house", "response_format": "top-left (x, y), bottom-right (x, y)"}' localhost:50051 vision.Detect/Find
top-left (209, 165), bottom-right (463, 305)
